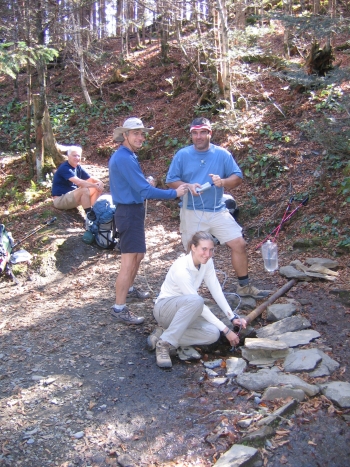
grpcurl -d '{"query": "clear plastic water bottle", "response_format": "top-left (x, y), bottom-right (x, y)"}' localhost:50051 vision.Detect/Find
top-left (261, 240), bottom-right (278, 272)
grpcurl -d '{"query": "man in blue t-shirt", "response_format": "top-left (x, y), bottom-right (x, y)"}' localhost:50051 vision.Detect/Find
top-left (109, 117), bottom-right (187, 326)
top-left (166, 117), bottom-right (270, 300)
top-left (52, 146), bottom-right (104, 226)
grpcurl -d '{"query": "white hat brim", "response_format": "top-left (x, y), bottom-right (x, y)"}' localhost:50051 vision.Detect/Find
top-left (113, 126), bottom-right (153, 141)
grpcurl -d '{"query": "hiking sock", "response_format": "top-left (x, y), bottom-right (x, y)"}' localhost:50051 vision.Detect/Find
top-left (128, 287), bottom-right (134, 292)
top-left (113, 304), bottom-right (126, 311)
top-left (238, 275), bottom-right (249, 287)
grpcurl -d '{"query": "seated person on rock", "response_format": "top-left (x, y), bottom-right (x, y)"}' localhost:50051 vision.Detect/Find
top-left (52, 146), bottom-right (104, 226)
top-left (147, 231), bottom-right (247, 368)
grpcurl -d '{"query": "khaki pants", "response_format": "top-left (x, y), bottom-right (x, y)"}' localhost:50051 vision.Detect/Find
top-left (153, 295), bottom-right (220, 348)
top-left (53, 191), bottom-right (78, 210)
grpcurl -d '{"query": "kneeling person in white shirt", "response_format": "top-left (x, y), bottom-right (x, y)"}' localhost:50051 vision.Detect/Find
top-left (149, 231), bottom-right (247, 368)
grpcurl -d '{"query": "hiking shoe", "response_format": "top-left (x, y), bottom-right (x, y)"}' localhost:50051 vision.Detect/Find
top-left (147, 326), bottom-right (164, 351)
top-left (87, 210), bottom-right (96, 221)
top-left (85, 217), bottom-right (93, 231)
top-left (177, 346), bottom-right (201, 361)
top-left (126, 287), bottom-right (150, 301)
top-left (111, 305), bottom-right (144, 325)
top-left (156, 340), bottom-right (173, 368)
top-left (236, 284), bottom-right (271, 300)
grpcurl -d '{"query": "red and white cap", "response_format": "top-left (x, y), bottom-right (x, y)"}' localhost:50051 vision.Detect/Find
top-left (190, 117), bottom-right (212, 132)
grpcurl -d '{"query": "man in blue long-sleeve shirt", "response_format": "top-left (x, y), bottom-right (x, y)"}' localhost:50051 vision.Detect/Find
top-left (109, 117), bottom-right (187, 325)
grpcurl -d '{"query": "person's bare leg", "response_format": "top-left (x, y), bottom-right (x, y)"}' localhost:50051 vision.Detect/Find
top-left (72, 187), bottom-right (92, 209)
top-left (89, 187), bottom-right (102, 206)
top-left (226, 237), bottom-right (248, 277)
top-left (115, 252), bottom-right (144, 305)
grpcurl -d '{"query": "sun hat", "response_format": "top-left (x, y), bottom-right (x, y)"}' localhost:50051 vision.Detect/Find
top-left (113, 117), bottom-right (153, 141)
top-left (190, 117), bottom-right (212, 132)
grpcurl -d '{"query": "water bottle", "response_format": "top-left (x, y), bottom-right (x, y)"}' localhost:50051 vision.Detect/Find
top-left (261, 240), bottom-right (278, 272)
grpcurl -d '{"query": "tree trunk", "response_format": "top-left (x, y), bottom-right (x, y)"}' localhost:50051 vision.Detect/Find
top-left (33, 94), bottom-right (44, 183)
top-left (43, 107), bottom-right (65, 166)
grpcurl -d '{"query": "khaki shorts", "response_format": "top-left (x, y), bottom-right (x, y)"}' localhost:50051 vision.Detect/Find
top-left (180, 208), bottom-right (242, 250)
top-left (53, 191), bottom-right (78, 210)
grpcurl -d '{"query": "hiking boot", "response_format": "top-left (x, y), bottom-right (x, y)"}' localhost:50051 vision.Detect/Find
top-left (111, 305), bottom-right (144, 325)
top-left (236, 284), bottom-right (271, 300)
top-left (87, 209), bottom-right (96, 221)
top-left (147, 326), bottom-right (164, 351)
top-left (177, 346), bottom-right (201, 361)
top-left (126, 287), bottom-right (150, 301)
top-left (156, 340), bottom-right (173, 368)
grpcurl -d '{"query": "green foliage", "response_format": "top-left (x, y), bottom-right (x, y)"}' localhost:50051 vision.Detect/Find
top-left (309, 85), bottom-right (344, 112)
top-left (239, 147), bottom-right (289, 181)
top-left (0, 42), bottom-right (58, 79)
top-left (113, 101), bottom-right (133, 113)
top-left (0, 100), bottom-right (28, 150)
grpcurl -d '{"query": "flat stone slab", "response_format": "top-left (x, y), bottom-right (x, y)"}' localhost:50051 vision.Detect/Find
top-left (225, 357), bottom-right (247, 377)
top-left (262, 386), bottom-right (305, 402)
top-left (283, 348), bottom-right (322, 372)
top-left (305, 257), bottom-right (339, 268)
top-left (242, 338), bottom-right (289, 363)
top-left (236, 367), bottom-right (319, 397)
top-left (266, 303), bottom-right (297, 321)
top-left (279, 265), bottom-right (312, 281)
top-left (309, 349), bottom-right (340, 377)
top-left (213, 444), bottom-right (258, 467)
top-left (257, 399), bottom-right (299, 426)
top-left (241, 425), bottom-right (275, 442)
top-left (320, 381), bottom-right (350, 408)
top-left (274, 330), bottom-right (321, 347)
top-left (256, 316), bottom-right (311, 338)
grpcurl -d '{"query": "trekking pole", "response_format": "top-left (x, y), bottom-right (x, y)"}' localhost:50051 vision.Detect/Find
top-left (271, 195), bottom-right (294, 242)
top-left (13, 217), bottom-right (57, 249)
top-left (255, 195), bottom-right (309, 250)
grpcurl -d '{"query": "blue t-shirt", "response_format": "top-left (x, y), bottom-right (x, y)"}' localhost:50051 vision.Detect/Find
top-left (109, 145), bottom-right (177, 205)
top-left (166, 143), bottom-right (243, 212)
top-left (52, 161), bottom-right (90, 196)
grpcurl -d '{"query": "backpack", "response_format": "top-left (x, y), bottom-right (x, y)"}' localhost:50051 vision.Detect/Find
top-left (0, 224), bottom-right (14, 275)
top-left (86, 194), bottom-right (120, 250)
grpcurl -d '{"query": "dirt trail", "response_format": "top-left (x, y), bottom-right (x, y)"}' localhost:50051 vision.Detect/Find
top-left (1, 181), bottom-right (350, 466)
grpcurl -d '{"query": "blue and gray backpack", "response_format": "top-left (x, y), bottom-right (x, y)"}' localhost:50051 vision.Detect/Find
top-left (84, 194), bottom-right (119, 250)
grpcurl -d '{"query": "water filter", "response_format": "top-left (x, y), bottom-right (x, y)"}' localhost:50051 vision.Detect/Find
top-left (261, 240), bottom-right (278, 272)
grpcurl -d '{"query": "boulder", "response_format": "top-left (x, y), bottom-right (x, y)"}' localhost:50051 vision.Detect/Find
top-left (266, 303), bottom-right (297, 321)
top-left (319, 381), bottom-right (350, 408)
top-left (213, 444), bottom-right (259, 467)
top-left (256, 316), bottom-right (311, 339)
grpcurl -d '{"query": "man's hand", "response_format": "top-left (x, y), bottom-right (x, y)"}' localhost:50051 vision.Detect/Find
top-left (175, 184), bottom-right (188, 198)
top-left (187, 183), bottom-right (201, 196)
top-left (94, 181), bottom-right (104, 192)
top-left (209, 173), bottom-right (224, 188)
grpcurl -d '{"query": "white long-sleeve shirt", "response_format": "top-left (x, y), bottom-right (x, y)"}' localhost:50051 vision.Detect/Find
top-left (156, 252), bottom-right (236, 331)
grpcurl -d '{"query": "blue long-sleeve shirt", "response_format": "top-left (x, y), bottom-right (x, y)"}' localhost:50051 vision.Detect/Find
top-left (109, 145), bottom-right (177, 204)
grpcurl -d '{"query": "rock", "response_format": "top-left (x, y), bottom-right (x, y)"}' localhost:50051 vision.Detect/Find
top-left (283, 348), bottom-right (322, 372)
top-left (274, 330), bottom-right (321, 347)
top-left (309, 349), bottom-right (340, 377)
top-left (305, 257), bottom-right (339, 268)
top-left (226, 357), bottom-right (247, 377)
top-left (237, 418), bottom-right (253, 428)
top-left (226, 294), bottom-right (256, 311)
top-left (266, 303), bottom-right (297, 321)
top-left (211, 377), bottom-right (228, 386)
top-left (257, 399), bottom-right (299, 426)
top-left (203, 359), bottom-right (223, 369)
top-left (213, 444), bottom-right (258, 467)
top-left (241, 425), bottom-right (275, 442)
top-left (319, 381), bottom-right (350, 408)
top-left (241, 338), bottom-right (289, 364)
top-left (307, 264), bottom-right (339, 276)
top-left (279, 265), bottom-right (312, 280)
top-left (206, 368), bottom-right (219, 377)
top-left (262, 386), bottom-right (306, 402)
top-left (236, 367), bottom-right (319, 396)
top-left (256, 316), bottom-right (311, 339)
top-left (73, 431), bottom-right (84, 439)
